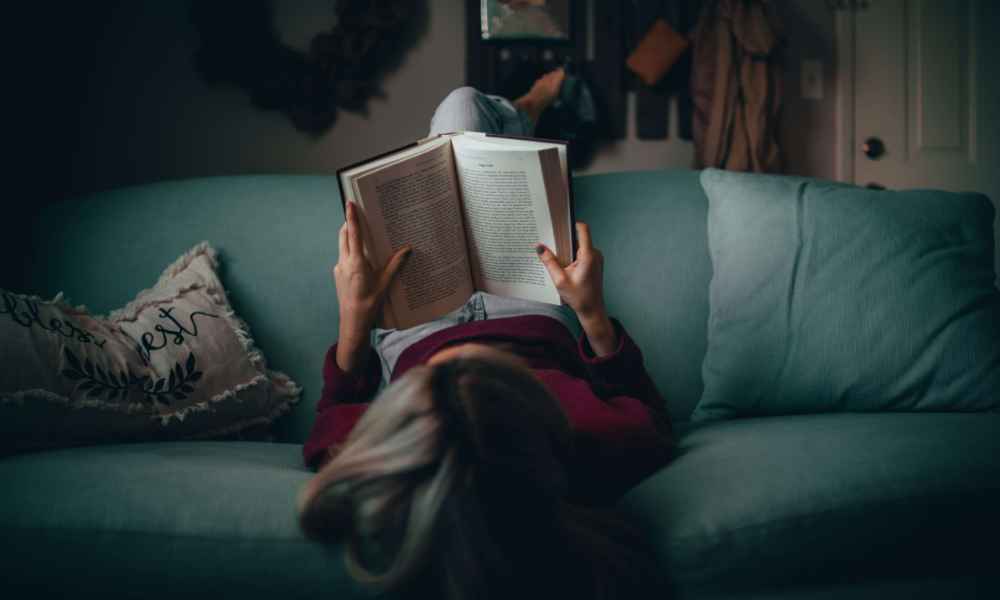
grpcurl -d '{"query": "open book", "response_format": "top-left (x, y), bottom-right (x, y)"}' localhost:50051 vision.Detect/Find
top-left (338, 131), bottom-right (575, 330)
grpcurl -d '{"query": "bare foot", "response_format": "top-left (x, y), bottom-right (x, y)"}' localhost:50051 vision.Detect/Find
top-left (513, 67), bottom-right (566, 124)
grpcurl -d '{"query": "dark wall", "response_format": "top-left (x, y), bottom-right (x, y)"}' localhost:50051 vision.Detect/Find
top-left (2, 0), bottom-right (844, 291)
top-left (2, 0), bottom-right (462, 290)
top-left (8, 2), bottom-right (119, 205)
top-left (5, 2), bottom-right (121, 288)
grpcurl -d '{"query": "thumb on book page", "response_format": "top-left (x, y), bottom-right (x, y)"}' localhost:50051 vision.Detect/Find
top-left (536, 244), bottom-right (566, 287)
top-left (377, 245), bottom-right (413, 295)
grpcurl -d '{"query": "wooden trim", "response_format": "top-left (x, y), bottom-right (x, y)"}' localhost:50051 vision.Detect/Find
top-left (835, 8), bottom-right (856, 184)
top-left (593, 1), bottom-right (626, 139)
top-left (466, 0), bottom-right (484, 89)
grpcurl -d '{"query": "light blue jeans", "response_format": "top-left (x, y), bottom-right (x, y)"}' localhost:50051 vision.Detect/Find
top-left (371, 87), bottom-right (577, 384)
top-left (428, 86), bottom-right (535, 137)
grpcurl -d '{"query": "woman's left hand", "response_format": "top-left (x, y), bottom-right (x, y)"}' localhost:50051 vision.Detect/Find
top-left (536, 222), bottom-right (607, 322)
top-left (334, 202), bottom-right (411, 366)
top-left (536, 222), bottom-right (619, 356)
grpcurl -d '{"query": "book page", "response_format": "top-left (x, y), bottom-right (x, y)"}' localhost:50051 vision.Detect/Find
top-left (457, 133), bottom-right (573, 266)
top-left (350, 140), bottom-right (474, 329)
top-left (459, 133), bottom-right (569, 191)
top-left (451, 135), bottom-right (563, 304)
top-left (340, 136), bottom-right (452, 193)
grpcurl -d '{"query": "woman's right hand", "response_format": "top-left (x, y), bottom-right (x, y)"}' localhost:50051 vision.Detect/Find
top-left (334, 202), bottom-right (410, 372)
top-left (536, 222), bottom-right (619, 356)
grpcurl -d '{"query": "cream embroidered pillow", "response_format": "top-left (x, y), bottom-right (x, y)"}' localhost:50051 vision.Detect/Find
top-left (0, 242), bottom-right (300, 454)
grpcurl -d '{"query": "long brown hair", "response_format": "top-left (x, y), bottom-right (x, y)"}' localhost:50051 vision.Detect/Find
top-left (298, 357), bottom-right (661, 599)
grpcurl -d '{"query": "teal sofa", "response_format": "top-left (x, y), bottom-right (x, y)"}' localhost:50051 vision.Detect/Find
top-left (2, 171), bottom-right (998, 599)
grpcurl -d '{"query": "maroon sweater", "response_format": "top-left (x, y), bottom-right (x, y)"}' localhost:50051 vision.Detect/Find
top-left (302, 315), bottom-right (674, 503)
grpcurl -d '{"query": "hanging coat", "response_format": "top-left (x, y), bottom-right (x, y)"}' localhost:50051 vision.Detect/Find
top-left (691, 0), bottom-right (783, 172)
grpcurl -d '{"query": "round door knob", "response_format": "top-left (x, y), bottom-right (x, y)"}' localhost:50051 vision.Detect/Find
top-left (862, 137), bottom-right (885, 159)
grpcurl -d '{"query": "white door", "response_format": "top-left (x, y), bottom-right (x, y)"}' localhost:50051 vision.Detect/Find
top-left (845, 0), bottom-right (1000, 276)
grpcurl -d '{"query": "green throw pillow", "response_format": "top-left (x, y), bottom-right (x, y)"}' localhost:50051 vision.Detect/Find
top-left (693, 169), bottom-right (1000, 422)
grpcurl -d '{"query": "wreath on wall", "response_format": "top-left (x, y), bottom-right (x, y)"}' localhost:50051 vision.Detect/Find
top-left (192, 0), bottom-right (428, 135)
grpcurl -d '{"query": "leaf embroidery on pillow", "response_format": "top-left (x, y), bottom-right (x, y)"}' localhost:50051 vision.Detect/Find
top-left (61, 347), bottom-right (204, 405)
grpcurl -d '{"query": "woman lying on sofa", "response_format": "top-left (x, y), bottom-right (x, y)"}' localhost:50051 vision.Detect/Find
top-left (298, 71), bottom-right (674, 599)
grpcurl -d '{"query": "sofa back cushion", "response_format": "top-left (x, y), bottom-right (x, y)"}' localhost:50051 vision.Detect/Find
top-left (693, 169), bottom-right (1000, 422)
top-left (574, 170), bottom-right (712, 423)
top-left (20, 177), bottom-right (340, 444)
top-left (18, 171), bottom-right (713, 443)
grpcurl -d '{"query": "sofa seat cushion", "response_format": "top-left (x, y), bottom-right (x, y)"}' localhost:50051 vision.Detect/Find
top-left (619, 413), bottom-right (1000, 591)
top-left (0, 442), bottom-right (361, 600)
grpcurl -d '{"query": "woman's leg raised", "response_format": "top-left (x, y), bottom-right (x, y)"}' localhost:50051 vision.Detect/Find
top-left (427, 69), bottom-right (564, 136)
top-left (428, 86), bottom-right (534, 136)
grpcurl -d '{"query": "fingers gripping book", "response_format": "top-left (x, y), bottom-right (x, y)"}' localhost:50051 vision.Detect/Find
top-left (338, 132), bottom-right (575, 330)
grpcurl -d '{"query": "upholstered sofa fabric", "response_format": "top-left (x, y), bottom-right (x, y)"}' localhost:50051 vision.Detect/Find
top-left (3, 416), bottom-right (997, 599)
top-left (0, 442), bottom-right (358, 600)
top-left (17, 177), bottom-right (346, 444)
top-left (5, 172), bottom-right (998, 600)
top-left (619, 413), bottom-right (1000, 592)
top-left (17, 171), bottom-right (714, 435)
top-left (695, 169), bottom-right (1000, 422)
top-left (573, 170), bottom-right (713, 422)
